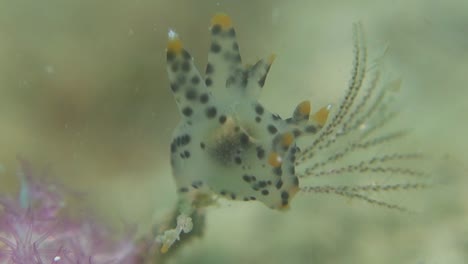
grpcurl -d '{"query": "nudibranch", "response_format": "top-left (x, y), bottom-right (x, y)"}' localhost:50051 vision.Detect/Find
top-left (166, 13), bottom-right (329, 212)
top-left (157, 13), bottom-right (429, 254)
top-left (156, 13), bottom-right (329, 253)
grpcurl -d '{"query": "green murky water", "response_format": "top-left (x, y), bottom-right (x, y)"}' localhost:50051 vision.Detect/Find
top-left (0, 1), bottom-right (466, 263)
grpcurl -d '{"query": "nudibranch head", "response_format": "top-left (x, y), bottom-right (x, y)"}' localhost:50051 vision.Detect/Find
top-left (166, 13), bottom-right (329, 211)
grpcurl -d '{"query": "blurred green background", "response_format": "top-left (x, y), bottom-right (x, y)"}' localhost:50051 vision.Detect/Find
top-left (0, 0), bottom-right (467, 263)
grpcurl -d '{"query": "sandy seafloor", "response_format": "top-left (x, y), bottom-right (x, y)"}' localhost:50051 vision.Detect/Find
top-left (0, 0), bottom-right (467, 263)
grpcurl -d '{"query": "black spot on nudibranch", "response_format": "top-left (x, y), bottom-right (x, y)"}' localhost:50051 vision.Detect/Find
top-left (182, 107), bottom-right (193, 117)
top-left (293, 129), bottom-right (302, 137)
top-left (255, 116), bottom-right (261, 123)
top-left (239, 133), bottom-right (249, 145)
top-left (180, 134), bottom-right (191, 145)
top-left (261, 189), bottom-right (269, 196)
top-left (242, 174), bottom-right (252, 183)
top-left (181, 61), bottom-right (190, 72)
top-left (258, 181), bottom-right (267, 188)
top-left (205, 106), bottom-right (217, 118)
top-left (191, 76), bottom-right (200, 85)
top-left (185, 89), bottom-right (197, 100)
top-left (255, 104), bottom-right (264, 115)
top-left (211, 24), bottom-right (222, 35)
top-left (219, 115), bottom-right (227, 124)
top-left (200, 93), bottom-right (209, 104)
top-left (234, 156), bottom-right (242, 164)
top-left (205, 78), bottom-right (213, 87)
top-left (275, 179), bottom-right (283, 189)
top-left (305, 125), bottom-right (317, 133)
top-left (200, 142), bottom-right (205, 149)
top-left (210, 43), bottom-right (221, 53)
top-left (171, 62), bottom-right (179, 73)
top-left (170, 83), bottom-right (179, 93)
top-left (205, 63), bottom-right (214, 74)
top-left (166, 51), bottom-right (176, 62)
top-left (273, 167), bottom-right (282, 176)
top-left (256, 147), bottom-right (265, 159)
top-left (267, 125), bottom-right (278, 134)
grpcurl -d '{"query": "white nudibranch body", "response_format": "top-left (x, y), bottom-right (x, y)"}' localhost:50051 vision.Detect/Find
top-left (165, 14), bottom-right (329, 213)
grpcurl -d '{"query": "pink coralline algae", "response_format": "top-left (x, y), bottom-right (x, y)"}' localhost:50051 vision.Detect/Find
top-left (0, 160), bottom-right (138, 264)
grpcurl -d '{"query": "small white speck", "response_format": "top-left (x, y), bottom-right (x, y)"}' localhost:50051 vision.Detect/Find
top-left (168, 29), bottom-right (178, 40)
top-left (53, 256), bottom-right (61, 262)
top-left (45, 65), bottom-right (55, 74)
top-left (272, 7), bottom-right (280, 25)
top-left (19, 80), bottom-right (29, 87)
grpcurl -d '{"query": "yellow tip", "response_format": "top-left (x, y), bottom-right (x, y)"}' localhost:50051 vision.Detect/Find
top-left (281, 132), bottom-right (294, 148)
top-left (167, 37), bottom-right (183, 54)
top-left (268, 152), bottom-right (282, 168)
top-left (211, 13), bottom-right (232, 29)
top-left (297, 101), bottom-right (311, 116)
top-left (267, 53), bottom-right (276, 65)
top-left (160, 244), bottom-right (170, 254)
top-left (312, 106), bottom-right (330, 126)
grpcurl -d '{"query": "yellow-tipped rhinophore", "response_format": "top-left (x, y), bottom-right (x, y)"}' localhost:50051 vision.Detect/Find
top-left (281, 132), bottom-right (294, 148)
top-left (312, 106), bottom-right (330, 126)
top-left (297, 100), bottom-right (311, 116)
top-left (211, 13), bottom-right (232, 29)
top-left (268, 152), bottom-right (282, 168)
top-left (160, 244), bottom-right (170, 254)
top-left (267, 53), bottom-right (277, 65)
top-left (167, 30), bottom-right (183, 54)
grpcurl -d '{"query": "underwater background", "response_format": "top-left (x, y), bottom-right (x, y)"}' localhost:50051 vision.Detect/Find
top-left (0, 0), bottom-right (467, 263)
